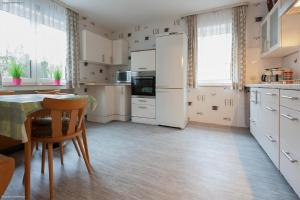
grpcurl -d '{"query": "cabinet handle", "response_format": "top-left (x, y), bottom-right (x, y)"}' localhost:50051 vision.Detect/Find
top-left (138, 67), bottom-right (147, 70)
top-left (138, 100), bottom-right (147, 103)
top-left (266, 135), bottom-right (276, 142)
top-left (265, 93), bottom-right (277, 96)
top-left (282, 150), bottom-right (297, 163)
top-left (280, 113), bottom-right (298, 121)
top-left (250, 100), bottom-right (257, 103)
top-left (138, 106), bottom-right (147, 109)
top-left (281, 95), bottom-right (298, 100)
top-left (110, 56), bottom-right (113, 64)
top-left (265, 106), bottom-right (276, 112)
top-left (102, 54), bottom-right (105, 62)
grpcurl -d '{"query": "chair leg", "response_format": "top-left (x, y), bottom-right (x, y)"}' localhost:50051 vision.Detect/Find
top-left (48, 143), bottom-right (54, 200)
top-left (31, 141), bottom-right (35, 156)
top-left (81, 123), bottom-right (90, 164)
top-left (41, 143), bottom-right (46, 174)
top-left (35, 142), bottom-right (39, 150)
top-left (60, 142), bottom-right (64, 165)
top-left (76, 136), bottom-right (91, 174)
top-left (72, 139), bottom-right (81, 157)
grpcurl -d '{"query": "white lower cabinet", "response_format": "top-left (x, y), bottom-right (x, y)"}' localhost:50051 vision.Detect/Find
top-left (250, 88), bottom-right (280, 168)
top-left (250, 87), bottom-right (300, 197)
top-left (87, 85), bottom-right (131, 123)
top-left (280, 106), bottom-right (300, 197)
top-left (131, 97), bottom-right (156, 125)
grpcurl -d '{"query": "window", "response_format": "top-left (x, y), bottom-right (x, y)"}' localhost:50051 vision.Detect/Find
top-left (0, 1), bottom-right (66, 85)
top-left (197, 9), bottom-right (233, 86)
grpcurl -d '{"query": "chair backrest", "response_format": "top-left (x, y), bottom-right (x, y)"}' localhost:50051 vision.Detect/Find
top-left (42, 98), bottom-right (88, 138)
top-left (35, 90), bottom-right (60, 94)
top-left (0, 91), bottom-right (15, 95)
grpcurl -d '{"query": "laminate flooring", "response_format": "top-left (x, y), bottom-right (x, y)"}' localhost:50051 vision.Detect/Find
top-left (3, 122), bottom-right (299, 200)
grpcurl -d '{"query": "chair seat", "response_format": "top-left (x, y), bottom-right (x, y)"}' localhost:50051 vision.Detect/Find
top-left (32, 118), bottom-right (69, 138)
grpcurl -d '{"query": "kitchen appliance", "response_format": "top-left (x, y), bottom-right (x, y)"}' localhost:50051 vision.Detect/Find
top-left (116, 70), bottom-right (131, 83)
top-left (131, 71), bottom-right (155, 98)
top-left (156, 33), bottom-right (188, 129)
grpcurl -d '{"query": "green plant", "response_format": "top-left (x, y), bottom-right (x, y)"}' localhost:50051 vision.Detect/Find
top-left (53, 68), bottom-right (62, 80)
top-left (8, 60), bottom-right (23, 78)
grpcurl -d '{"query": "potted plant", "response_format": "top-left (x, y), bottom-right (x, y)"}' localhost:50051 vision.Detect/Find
top-left (53, 68), bottom-right (62, 85)
top-left (8, 60), bottom-right (23, 86)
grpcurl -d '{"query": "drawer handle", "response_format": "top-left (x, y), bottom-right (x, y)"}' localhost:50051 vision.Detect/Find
top-left (138, 106), bottom-right (147, 109)
top-left (281, 113), bottom-right (298, 121)
top-left (265, 93), bottom-right (277, 96)
top-left (138, 67), bottom-right (147, 70)
top-left (266, 135), bottom-right (276, 142)
top-left (282, 150), bottom-right (298, 163)
top-left (250, 100), bottom-right (257, 103)
top-left (282, 95), bottom-right (299, 100)
top-left (265, 106), bottom-right (276, 112)
top-left (138, 100), bottom-right (147, 103)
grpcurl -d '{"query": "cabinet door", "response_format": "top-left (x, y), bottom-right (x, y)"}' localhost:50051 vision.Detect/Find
top-left (104, 86), bottom-right (115, 116)
top-left (261, 21), bottom-right (269, 53)
top-left (113, 40), bottom-right (128, 65)
top-left (104, 38), bottom-right (112, 65)
top-left (114, 86), bottom-right (131, 116)
top-left (81, 30), bottom-right (103, 63)
top-left (270, 6), bottom-right (280, 49)
top-left (131, 50), bottom-right (156, 71)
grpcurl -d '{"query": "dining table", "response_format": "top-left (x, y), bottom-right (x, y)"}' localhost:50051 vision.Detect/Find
top-left (0, 93), bottom-right (89, 200)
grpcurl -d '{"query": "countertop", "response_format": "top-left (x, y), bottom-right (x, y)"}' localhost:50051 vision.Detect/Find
top-left (246, 83), bottom-right (300, 90)
top-left (80, 82), bottom-right (131, 86)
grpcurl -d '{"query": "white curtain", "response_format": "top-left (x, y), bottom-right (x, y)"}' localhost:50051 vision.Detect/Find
top-left (0, 0), bottom-right (66, 81)
top-left (0, 0), bottom-right (65, 30)
top-left (197, 9), bottom-right (233, 85)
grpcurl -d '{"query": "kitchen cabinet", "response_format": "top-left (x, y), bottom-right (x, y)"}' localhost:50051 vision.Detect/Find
top-left (131, 50), bottom-right (156, 71)
top-left (249, 88), bottom-right (280, 168)
top-left (280, 106), bottom-right (300, 197)
top-left (131, 97), bottom-right (156, 125)
top-left (104, 38), bottom-right (113, 65)
top-left (249, 86), bottom-right (300, 197)
top-left (87, 85), bottom-right (131, 123)
top-left (113, 39), bottom-right (129, 65)
top-left (261, 0), bottom-right (300, 58)
top-left (81, 30), bottom-right (128, 66)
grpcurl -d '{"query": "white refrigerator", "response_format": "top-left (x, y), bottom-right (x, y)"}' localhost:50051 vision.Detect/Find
top-left (156, 33), bottom-right (188, 129)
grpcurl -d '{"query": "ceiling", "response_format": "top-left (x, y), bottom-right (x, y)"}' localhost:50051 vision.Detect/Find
top-left (61, 0), bottom-right (255, 30)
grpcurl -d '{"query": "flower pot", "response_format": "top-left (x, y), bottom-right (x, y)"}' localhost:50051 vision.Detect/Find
top-left (54, 80), bottom-right (61, 85)
top-left (12, 78), bottom-right (22, 86)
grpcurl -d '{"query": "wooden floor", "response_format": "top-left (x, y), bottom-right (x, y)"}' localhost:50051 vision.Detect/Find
top-left (3, 122), bottom-right (299, 200)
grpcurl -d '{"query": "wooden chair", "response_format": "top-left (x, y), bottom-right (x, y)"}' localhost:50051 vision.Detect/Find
top-left (31, 97), bottom-right (91, 199)
top-left (33, 90), bottom-right (81, 159)
top-left (0, 154), bottom-right (15, 198)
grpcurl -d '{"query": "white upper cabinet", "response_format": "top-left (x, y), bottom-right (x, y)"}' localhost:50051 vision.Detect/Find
top-left (261, 0), bottom-right (300, 58)
top-left (81, 30), bottom-right (128, 66)
top-left (113, 39), bottom-right (129, 66)
top-left (131, 50), bottom-right (156, 71)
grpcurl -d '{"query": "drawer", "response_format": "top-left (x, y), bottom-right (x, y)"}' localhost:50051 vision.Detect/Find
top-left (260, 130), bottom-right (280, 168)
top-left (260, 88), bottom-right (279, 106)
top-left (280, 106), bottom-right (300, 157)
top-left (262, 104), bottom-right (279, 138)
top-left (132, 98), bottom-right (155, 106)
top-left (280, 141), bottom-right (300, 197)
top-left (132, 104), bottom-right (155, 118)
top-left (280, 90), bottom-right (300, 111)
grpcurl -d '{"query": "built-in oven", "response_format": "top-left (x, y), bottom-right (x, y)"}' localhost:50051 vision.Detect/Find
top-left (131, 71), bottom-right (155, 98)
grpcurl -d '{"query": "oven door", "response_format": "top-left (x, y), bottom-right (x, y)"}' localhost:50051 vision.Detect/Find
top-left (131, 76), bottom-right (155, 97)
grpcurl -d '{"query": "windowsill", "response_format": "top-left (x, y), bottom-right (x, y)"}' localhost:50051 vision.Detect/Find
top-left (0, 83), bottom-right (68, 91)
top-left (197, 83), bottom-right (232, 87)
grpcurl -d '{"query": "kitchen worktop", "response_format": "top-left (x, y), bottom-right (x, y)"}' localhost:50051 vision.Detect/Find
top-left (246, 83), bottom-right (300, 90)
top-left (81, 82), bottom-right (131, 86)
